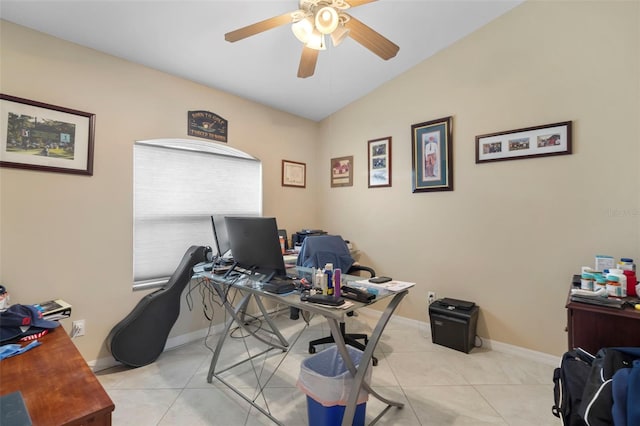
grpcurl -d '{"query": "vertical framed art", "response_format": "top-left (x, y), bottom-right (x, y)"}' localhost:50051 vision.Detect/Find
top-left (368, 136), bottom-right (392, 188)
top-left (411, 116), bottom-right (453, 193)
top-left (330, 155), bottom-right (353, 187)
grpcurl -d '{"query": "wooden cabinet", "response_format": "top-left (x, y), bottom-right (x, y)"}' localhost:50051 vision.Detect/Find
top-left (0, 327), bottom-right (114, 425)
top-left (566, 289), bottom-right (640, 354)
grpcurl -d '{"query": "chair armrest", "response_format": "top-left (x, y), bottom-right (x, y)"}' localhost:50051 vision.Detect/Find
top-left (348, 264), bottom-right (376, 277)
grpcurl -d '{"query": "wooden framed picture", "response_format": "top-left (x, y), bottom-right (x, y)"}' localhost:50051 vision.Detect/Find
top-left (0, 94), bottom-right (95, 176)
top-left (281, 159), bottom-right (306, 188)
top-left (368, 136), bottom-right (392, 188)
top-left (411, 116), bottom-right (453, 193)
top-left (330, 155), bottom-right (353, 187)
top-left (475, 121), bottom-right (572, 163)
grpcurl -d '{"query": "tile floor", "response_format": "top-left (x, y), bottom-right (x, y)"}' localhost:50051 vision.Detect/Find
top-left (96, 309), bottom-right (561, 426)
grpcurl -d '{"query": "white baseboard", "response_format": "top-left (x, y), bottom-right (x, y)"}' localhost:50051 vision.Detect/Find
top-left (360, 307), bottom-right (560, 367)
top-left (90, 309), bottom-right (559, 370)
top-left (90, 322), bottom-right (225, 372)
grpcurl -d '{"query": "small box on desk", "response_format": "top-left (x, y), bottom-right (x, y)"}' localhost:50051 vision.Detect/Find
top-left (429, 298), bottom-right (479, 353)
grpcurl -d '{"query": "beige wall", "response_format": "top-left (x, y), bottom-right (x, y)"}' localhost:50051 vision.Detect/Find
top-left (0, 20), bottom-right (320, 362)
top-left (318, 0), bottom-right (639, 355)
top-left (1, 0), bottom-right (638, 362)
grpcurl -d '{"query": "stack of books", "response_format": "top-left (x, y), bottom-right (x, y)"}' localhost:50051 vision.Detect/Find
top-left (35, 299), bottom-right (72, 320)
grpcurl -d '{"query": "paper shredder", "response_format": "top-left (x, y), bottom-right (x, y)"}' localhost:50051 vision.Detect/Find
top-left (428, 298), bottom-right (479, 353)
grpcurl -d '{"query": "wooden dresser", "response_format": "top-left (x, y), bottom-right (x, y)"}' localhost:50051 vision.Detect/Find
top-left (0, 327), bottom-right (114, 425)
top-left (566, 288), bottom-right (640, 354)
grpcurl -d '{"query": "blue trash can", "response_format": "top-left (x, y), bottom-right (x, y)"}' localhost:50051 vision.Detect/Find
top-left (297, 345), bottom-right (371, 426)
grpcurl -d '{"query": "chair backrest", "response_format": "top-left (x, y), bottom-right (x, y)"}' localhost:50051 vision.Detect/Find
top-left (296, 235), bottom-right (354, 272)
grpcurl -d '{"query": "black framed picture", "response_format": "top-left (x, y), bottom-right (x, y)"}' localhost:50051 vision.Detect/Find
top-left (411, 116), bottom-right (453, 193)
top-left (476, 121), bottom-right (572, 163)
top-left (0, 94), bottom-right (95, 176)
top-left (368, 136), bottom-right (392, 188)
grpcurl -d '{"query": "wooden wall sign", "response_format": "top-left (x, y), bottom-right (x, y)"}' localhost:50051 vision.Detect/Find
top-left (188, 110), bottom-right (228, 142)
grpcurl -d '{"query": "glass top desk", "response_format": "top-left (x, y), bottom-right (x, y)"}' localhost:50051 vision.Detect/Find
top-left (195, 266), bottom-right (408, 426)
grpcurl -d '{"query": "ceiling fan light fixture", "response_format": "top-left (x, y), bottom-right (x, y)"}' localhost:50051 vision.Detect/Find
top-left (292, 17), bottom-right (314, 43)
top-left (315, 6), bottom-right (339, 35)
top-left (306, 29), bottom-right (326, 50)
top-left (330, 24), bottom-right (349, 47)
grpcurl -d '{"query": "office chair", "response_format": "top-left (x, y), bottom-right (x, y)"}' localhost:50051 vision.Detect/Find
top-left (294, 235), bottom-right (378, 365)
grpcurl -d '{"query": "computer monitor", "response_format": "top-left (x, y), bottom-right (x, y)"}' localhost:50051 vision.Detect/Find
top-left (210, 214), bottom-right (231, 259)
top-left (224, 216), bottom-right (287, 282)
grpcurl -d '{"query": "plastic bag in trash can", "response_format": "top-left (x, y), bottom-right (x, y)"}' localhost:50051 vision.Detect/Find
top-left (296, 345), bottom-right (372, 407)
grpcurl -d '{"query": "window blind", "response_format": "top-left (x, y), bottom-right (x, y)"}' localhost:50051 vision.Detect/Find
top-left (133, 139), bottom-right (261, 288)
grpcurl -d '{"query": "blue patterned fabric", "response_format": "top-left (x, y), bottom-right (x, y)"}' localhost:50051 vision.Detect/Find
top-left (296, 235), bottom-right (354, 272)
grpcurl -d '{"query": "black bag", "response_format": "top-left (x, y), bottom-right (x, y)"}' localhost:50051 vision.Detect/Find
top-left (578, 347), bottom-right (640, 426)
top-left (552, 348), bottom-right (593, 426)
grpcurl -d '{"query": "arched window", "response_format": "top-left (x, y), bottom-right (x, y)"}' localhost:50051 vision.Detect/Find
top-left (133, 139), bottom-right (261, 289)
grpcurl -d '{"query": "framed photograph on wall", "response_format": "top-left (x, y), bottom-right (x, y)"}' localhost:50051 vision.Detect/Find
top-left (475, 121), bottom-right (572, 163)
top-left (330, 155), bottom-right (353, 187)
top-left (0, 94), bottom-right (95, 176)
top-left (368, 136), bottom-right (392, 188)
top-left (411, 116), bottom-right (453, 193)
top-left (281, 159), bottom-right (306, 188)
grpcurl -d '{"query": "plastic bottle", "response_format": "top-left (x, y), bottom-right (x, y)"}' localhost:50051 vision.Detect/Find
top-left (325, 263), bottom-right (334, 296)
top-left (623, 270), bottom-right (637, 297)
top-left (618, 258), bottom-right (635, 271)
top-left (606, 274), bottom-right (622, 297)
top-left (608, 269), bottom-right (627, 297)
top-left (594, 275), bottom-right (607, 292)
top-left (333, 268), bottom-right (341, 298)
top-left (279, 236), bottom-right (285, 254)
top-left (315, 268), bottom-right (326, 294)
top-left (581, 273), bottom-right (594, 291)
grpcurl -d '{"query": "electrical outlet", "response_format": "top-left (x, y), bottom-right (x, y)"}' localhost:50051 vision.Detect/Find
top-left (427, 291), bottom-right (436, 305)
top-left (72, 319), bottom-right (85, 337)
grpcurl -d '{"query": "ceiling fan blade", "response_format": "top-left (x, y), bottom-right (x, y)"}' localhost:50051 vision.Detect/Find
top-left (346, 0), bottom-right (378, 7)
top-left (344, 15), bottom-right (399, 60)
top-left (298, 46), bottom-right (319, 78)
top-left (225, 12), bottom-right (293, 42)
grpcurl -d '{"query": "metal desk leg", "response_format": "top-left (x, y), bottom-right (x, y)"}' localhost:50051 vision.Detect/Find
top-left (253, 294), bottom-right (289, 347)
top-left (331, 291), bottom-right (408, 426)
top-left (207, 291), bottom-right (252, 383)
top-left (206, 284), bottom-right (289, 383)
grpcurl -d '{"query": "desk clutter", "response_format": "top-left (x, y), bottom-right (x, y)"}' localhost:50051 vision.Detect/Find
top-left (0, 293), bottom-right (68, 347)
top-left (571, 255), bottom-right (640, 310)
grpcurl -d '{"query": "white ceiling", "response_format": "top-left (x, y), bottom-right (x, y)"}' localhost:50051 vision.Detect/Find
top-left (0, 0), bottom-right (524, 122)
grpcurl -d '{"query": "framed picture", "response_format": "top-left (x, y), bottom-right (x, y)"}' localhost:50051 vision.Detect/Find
top-left (476, 121), bottom-right (572, 163)
top-left (281, 159), bottom-right (306, 188)
top-left (0, 94), bottom-right (95, 176)
top-left (331, 155), bottom-right (353, 187)
top-left (368, 136), bottom-right (392, 188)
top-left (411, 116), bottom-right (453, 193)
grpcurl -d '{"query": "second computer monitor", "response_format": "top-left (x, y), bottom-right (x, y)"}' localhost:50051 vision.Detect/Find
top-left (224, 216), bottom-right (287, 282)
top-left (210, 214), bottom-right (231, 259)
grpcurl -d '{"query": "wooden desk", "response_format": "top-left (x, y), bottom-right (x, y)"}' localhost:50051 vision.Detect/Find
top-left (0, 327), bottom-right (114, 425)
top-left (566, 289), bottom-right (640, 354)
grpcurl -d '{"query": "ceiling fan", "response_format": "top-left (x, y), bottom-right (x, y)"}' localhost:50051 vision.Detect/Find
top-left (224, 0), bottom-right (400, 78)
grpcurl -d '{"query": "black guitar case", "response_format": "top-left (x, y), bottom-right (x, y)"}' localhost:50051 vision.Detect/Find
top-left (107, 245), bottom-right (210, 367)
